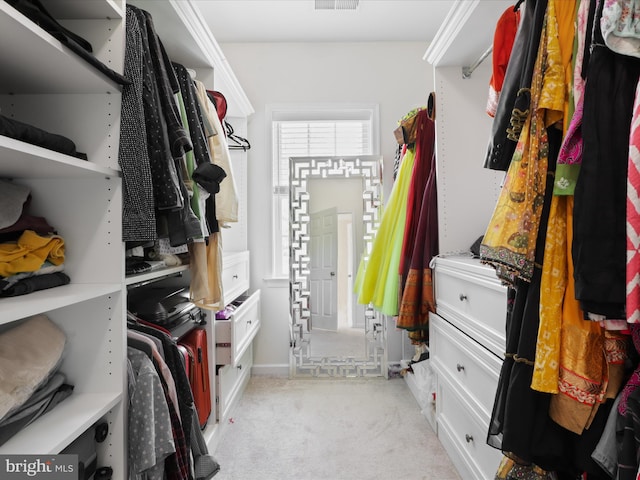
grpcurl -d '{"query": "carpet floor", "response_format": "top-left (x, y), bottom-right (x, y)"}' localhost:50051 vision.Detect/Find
top-left (212, 375), bottom-right (462, 480)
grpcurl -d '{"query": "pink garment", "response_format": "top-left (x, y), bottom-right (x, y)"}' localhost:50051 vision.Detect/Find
top-left (557, 96), bottom-right (584, 166)
top-left (627, 79), bottom-right (640, 323)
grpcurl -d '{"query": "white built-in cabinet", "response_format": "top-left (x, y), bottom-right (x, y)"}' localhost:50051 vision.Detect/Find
top-left (403, 1), bottom-right (516, 479)
top-left (0, 0), bottom-right (255, 474)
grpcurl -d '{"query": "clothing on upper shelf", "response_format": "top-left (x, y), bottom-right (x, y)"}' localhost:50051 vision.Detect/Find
top-left (4, 0), bottom-right (129, 86)
top-left (0, 115), bottom-right (87, 160)
top-left (0, 229), bottom-right (65, 278)
top-left (0, 271), bottom-right (70, 297)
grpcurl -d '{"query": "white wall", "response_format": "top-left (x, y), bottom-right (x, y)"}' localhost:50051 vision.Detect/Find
top-left (220, 42), bottom-right (434, 373)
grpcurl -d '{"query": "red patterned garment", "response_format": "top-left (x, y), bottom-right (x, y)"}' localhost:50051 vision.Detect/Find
top-left (627, 79), bottom-right (640, 323)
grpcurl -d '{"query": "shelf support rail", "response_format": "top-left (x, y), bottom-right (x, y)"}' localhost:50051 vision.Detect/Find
top-left (462, 45), bottom-right (493, 79)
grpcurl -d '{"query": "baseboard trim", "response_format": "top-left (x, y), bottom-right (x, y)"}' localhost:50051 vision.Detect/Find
top-left (251, 364), bottom-right (290, 376)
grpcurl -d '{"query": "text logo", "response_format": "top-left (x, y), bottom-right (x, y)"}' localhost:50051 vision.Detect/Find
top-left (0, 455), bottom-right (77, 479)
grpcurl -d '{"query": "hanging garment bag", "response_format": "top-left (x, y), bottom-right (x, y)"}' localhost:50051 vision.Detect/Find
top-left (179, 327), bottom-right (212, 429)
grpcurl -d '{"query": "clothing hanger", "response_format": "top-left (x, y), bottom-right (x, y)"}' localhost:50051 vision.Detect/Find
top-left (224, 120), bottom-right (251, 151)
top-left (513, 0), bottom-right (524, 12)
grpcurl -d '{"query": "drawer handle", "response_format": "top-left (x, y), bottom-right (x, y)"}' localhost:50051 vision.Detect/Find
top-left (247, 320), bottom-right (252, 325)
top-left (459, 293), bottom-right (467, 301)
top-left (233, 274), bottom-right (239, 279)
top-left (456, 363), bottom-right (465, 372)
top-left (465, 434), bottom-right (473, 443)
top-left (237, 364), bottom-right (242, 370)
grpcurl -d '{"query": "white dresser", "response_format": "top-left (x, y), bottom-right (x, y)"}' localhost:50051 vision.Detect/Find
top-left (215, 251), bottom-right (261, 424)
top-left (430, 255), bottom-right (507, 480)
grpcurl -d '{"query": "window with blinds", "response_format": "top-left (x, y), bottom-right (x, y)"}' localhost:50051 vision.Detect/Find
top-left (271, 113), bottom-right (375, 278)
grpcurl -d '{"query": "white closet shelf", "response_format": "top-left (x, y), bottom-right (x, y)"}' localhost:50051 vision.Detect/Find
top-left (0, 283), bottom-right (122, 325)
top-left (125, 265), bottom-right (190, 286)
top-left (0, 392), bottom-right (122, 454)
top-left (0, 2), bottom-right (121, 94)
top-left (42, 0), bottom-right (124, 20)
top-left (0, 136), bottom-right (120, 179)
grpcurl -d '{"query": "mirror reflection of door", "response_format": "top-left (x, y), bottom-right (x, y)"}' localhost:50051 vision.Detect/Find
top-left (309, 207), bottom-right (338, 331)
top-left (308, 177), bottom-right (365, 359)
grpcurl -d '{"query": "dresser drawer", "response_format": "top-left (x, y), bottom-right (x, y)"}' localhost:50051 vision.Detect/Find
top-left (216, 345), bottom-right (252, 422)
top-left (430, 312), bottom-right (501, 422)
top-left (437, 375), bottom-right (503, 480)
top-left (434, 256), bottom-right (507, 358)
top-left (222, 251), bottom-right (250, 306)
top-left (215, 290), bottom-right (260, 367)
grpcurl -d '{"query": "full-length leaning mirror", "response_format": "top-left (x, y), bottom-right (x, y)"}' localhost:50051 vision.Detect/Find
top-left (289, 155), bottom-right (385, 377)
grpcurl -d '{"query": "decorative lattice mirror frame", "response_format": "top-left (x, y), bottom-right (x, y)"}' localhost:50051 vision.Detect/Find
top-left (289, 155), bottom-right (385, 376)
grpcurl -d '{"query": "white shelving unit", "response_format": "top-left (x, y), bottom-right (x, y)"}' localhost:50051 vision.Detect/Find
top-left (0, 0), bottom-right (126, 475)
top-left (0, 0), bottom-right (255, 473)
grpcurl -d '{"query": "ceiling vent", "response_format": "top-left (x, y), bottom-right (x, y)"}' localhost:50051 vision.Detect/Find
top-left (315, 0), bottom-right (360, 10)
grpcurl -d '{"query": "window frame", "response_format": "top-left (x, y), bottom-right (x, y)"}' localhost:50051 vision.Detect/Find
top-left (267, 103), bottom-right (380, 279)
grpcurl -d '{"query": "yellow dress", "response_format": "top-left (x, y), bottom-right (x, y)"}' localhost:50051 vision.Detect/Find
top-left (356, 147), bottom-right (415, 316)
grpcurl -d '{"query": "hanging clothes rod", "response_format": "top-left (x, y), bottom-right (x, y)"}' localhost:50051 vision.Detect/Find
top-left (462, 45), bottom-right (493, 79)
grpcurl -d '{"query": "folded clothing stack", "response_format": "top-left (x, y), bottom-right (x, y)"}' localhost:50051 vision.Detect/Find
top-left (0, 314), bottom-right (73, 446)
top-left (0, 179), bottom-right (70, 298)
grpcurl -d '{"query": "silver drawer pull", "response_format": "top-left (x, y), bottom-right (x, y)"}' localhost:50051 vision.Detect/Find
top-left (456, 363), bottom-right (465, 372)
top-left (459, 293), bottom-right (467, 301)
top-left (465, 434), bottom-right (473, 443)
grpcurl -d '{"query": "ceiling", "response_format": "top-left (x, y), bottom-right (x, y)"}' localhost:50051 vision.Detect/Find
top-left (193, 0), bottom-right (456, 44)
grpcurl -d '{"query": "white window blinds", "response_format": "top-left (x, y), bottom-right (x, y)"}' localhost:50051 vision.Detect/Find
top-left (271, 110), bottom-right (375, 278)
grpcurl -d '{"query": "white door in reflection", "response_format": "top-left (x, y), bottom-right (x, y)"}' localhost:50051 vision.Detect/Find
top-left (309, 207), bottom-right (338, 331)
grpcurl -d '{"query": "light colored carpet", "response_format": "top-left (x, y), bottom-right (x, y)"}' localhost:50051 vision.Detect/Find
top-left (212, 376), bottom-right (462, 480)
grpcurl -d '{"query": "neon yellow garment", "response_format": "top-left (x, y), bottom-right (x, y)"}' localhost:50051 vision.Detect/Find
top-left (0, 230), bottom-right (65, 277)
top-left (356, 147), bottom-right (415, 316)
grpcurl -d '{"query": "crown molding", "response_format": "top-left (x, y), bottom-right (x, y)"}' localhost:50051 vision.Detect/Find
top-left (423, 0), bottom-right (480, 66)
top-left (173, 1), bottom-right (254, 117)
